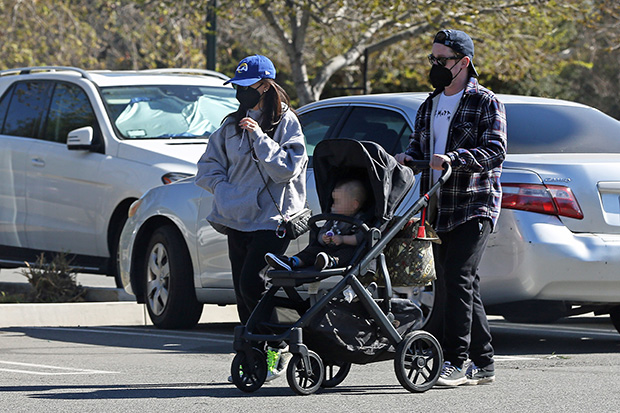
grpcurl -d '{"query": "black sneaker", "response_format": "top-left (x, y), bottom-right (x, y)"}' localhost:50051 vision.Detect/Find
top-left (435, 361), bottom-right (467, 387)
top-left (465, 361), bottom-right (495, 385)
top-left (314, 252), bottom-right (335, 270)
top-left (265, 253), bottom-right (295, 271)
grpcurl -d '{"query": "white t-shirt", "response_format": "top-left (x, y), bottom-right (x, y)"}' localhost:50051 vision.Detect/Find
top-left (432, 90), bottom-right (463, 183)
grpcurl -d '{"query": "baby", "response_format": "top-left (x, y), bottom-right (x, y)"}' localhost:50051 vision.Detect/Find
top-left (265, 179), bottom-right (367, 271)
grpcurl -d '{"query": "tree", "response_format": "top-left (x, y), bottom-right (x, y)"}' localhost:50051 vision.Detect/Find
top-left (218, 0), bottom-right (600, 106)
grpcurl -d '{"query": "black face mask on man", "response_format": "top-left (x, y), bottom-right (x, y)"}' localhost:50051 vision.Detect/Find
top-left (429, 60), bottom-right (464, 90)
top-left (236, 86), bottom-right (262, 110)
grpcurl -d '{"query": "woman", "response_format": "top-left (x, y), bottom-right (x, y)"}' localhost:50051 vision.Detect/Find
top-left (195, 55), bottom-right (307, 379)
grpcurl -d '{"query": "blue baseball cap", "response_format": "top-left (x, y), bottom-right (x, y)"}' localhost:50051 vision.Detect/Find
top-left (433, 30), bottom-right (478, 76)
top-left (224, 55), bottom-right (277, 86)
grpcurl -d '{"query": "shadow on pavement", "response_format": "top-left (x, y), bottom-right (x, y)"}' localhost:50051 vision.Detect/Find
top-left (0, 322), bottom-right (239, 355)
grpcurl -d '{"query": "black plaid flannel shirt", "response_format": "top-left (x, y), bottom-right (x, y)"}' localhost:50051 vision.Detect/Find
top-left (405, 78), bottom-right (507, 232)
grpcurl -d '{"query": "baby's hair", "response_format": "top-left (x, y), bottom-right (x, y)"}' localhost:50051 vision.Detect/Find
top-left (334, 179), bottom-right (367, 206)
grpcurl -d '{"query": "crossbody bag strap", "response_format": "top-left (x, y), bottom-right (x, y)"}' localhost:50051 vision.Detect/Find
top-left (247, 130), bottom-right (292, 237)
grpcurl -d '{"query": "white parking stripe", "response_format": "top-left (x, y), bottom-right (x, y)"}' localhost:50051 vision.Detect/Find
top-left (494, 355), bottom-right (540, 361)
top-left (0, 361), bottom-right (117, 375)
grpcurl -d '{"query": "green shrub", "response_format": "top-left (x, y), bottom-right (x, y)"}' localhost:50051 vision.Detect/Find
top-left (21, 253), bottom-right (86, 303)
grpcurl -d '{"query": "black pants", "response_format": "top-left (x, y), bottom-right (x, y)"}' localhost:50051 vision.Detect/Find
top-left (434, 218), bottom-right (494, 370)
top-left (227, 229), bottom-right (290, 325)
top-left (295, 244), bottom-right (356, 268)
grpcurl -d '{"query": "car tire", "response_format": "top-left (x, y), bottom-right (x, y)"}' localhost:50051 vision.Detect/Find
top-left (143, 225), bottom-right (203, 329)
top-left (109, 214), bottom-right (128, 289)
top-left (609, 305), bottom-right (620, 335)
top-left (499, 301), bottom-right (569, 324)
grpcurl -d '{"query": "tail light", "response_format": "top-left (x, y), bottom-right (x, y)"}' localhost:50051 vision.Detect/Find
top-left (501, 183), bottom-right (584, 219)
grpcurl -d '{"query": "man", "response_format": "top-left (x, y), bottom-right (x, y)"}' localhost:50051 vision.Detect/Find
top-left (396, 29), bottom-right (507, 386)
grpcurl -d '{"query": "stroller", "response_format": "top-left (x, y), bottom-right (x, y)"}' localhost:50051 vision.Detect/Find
top-left (230, 139), bottom-right (451, 395)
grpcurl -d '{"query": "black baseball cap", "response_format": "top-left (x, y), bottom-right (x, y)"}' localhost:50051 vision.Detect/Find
top-left (433, 29), bottom-right (478, 77)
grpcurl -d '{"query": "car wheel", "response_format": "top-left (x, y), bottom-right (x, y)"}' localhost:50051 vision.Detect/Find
top-left (143, 225), bottom-right (203, 329)
top-left (609, 305), bottom-right (620, 334)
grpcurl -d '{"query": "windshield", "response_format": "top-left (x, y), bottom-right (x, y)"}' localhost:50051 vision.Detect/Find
top-left (100, 85), bottom-right (238, 139)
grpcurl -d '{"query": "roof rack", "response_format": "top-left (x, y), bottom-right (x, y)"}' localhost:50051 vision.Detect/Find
top-left (139, 68), bottom-right (229, 81)
top-left (0, 66), bottom-right (93, 81)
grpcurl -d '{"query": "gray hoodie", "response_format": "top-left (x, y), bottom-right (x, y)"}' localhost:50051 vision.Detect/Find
top-left (195, 107), bottom-right (308, 233)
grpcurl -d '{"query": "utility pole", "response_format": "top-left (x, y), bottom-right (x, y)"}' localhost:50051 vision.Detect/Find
top-left (206, 0), bottom-right (217, 70)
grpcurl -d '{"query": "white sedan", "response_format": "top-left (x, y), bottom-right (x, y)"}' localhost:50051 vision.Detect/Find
top-left (120, 93), bottom-right (620, 334)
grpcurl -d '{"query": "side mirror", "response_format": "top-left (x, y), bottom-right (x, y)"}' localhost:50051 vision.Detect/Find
top-left (67, 126), bottom-right (94, 150)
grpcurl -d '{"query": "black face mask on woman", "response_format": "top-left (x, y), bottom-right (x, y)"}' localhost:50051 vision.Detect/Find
top-left (236, 86), bottom-right (262, 110)
top-left (429, 61), bottom-right (464, 90)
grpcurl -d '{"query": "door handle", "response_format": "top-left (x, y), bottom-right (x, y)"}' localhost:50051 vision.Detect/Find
top-left (31, 157), bottom-right (45, 167)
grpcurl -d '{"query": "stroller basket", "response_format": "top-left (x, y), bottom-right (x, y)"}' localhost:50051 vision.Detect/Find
top-left (359, 218), bottom-right (440, 287)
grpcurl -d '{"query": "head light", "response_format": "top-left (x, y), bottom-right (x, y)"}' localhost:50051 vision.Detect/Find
top-left (161, 172), bottom-right (194, 185)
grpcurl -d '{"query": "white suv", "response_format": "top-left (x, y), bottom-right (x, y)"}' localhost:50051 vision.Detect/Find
top-left (0, 66), bottom-right (237, 286)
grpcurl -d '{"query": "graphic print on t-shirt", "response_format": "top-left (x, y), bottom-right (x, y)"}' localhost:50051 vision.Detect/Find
top-left (435, 108), bottom-right (452, 122)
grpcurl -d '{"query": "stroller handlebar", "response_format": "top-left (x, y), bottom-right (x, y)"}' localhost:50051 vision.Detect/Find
top-left (404, 160), bottom-right (452, 185)
top-left (404, 159), bottom-right (430, 169)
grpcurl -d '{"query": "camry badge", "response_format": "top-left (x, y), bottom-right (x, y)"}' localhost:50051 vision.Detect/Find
top-left (544, 177), bottom-right (572, 183)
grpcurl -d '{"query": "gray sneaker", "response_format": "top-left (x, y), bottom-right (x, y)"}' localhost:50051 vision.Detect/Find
top-left (435, 361), bottom-right (467, 387)
top-left (465, 361), bottom-right (495, 385)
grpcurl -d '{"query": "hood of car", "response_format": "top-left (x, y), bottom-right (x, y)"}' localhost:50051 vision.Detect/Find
top-left (116, 139), bottom-right (207, 172)
top-left (504, 154), bottom-right (620, 235)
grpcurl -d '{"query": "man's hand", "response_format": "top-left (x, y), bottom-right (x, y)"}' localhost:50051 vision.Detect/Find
top-left (431, 154), bottom-right (451, 170)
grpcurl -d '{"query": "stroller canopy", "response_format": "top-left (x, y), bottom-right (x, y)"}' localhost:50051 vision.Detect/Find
top-left (313, 139), bottom-right (415, 225)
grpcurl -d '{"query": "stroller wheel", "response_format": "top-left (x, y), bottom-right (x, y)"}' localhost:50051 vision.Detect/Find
top-left (231, 348), bottom-right (267, 393)
top-left (321, 360), bottom-right (352, 388)
top-left (286, 350), bottom-right (325, 395)
top-left (394, 331), bottom-right (443, 393)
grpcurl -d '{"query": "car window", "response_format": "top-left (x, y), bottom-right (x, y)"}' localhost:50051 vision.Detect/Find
top-left (507, 103), bottom-right (620, 154)
top-left (44, 82), bottom-right (96, 144)
top-left (337, 106), bottom-right (411, 154)
top-left (298, 106), bottom-right (346, 158)
top-left (1, 81), bottom-right (53, 138)
top-left (100, 85), bottom-right (238, 139)
top-left (0, 85), bottom-right (12, 130)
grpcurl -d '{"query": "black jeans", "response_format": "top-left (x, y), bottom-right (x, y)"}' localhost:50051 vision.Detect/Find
top-left (434, 218), bottom-right (494, 370)
top-left (295, 244), bottom-right (356, 268)
top-left (227, 229), bottom-right (290, 325)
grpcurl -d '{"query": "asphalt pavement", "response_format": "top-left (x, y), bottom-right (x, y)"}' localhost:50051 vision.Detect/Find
top-left (0, 268), bottom-right (239, 328)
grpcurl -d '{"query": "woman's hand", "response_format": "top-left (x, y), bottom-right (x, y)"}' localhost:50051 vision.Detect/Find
top-left (395, 152), bottom-right (413, 165)
top-left (239, 117), bottom-right (262, 133)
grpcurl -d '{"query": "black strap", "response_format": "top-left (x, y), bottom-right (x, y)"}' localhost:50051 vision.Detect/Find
top-left (247, 131), bottom-right (294, 238)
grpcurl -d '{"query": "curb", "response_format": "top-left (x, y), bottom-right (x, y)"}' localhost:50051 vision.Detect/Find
top-left (0, 281), bottom-right (135, 302)
top-left (0, 282), bottom-right (239, 328)
top-left (0, 302), bottom-right (240, 328)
